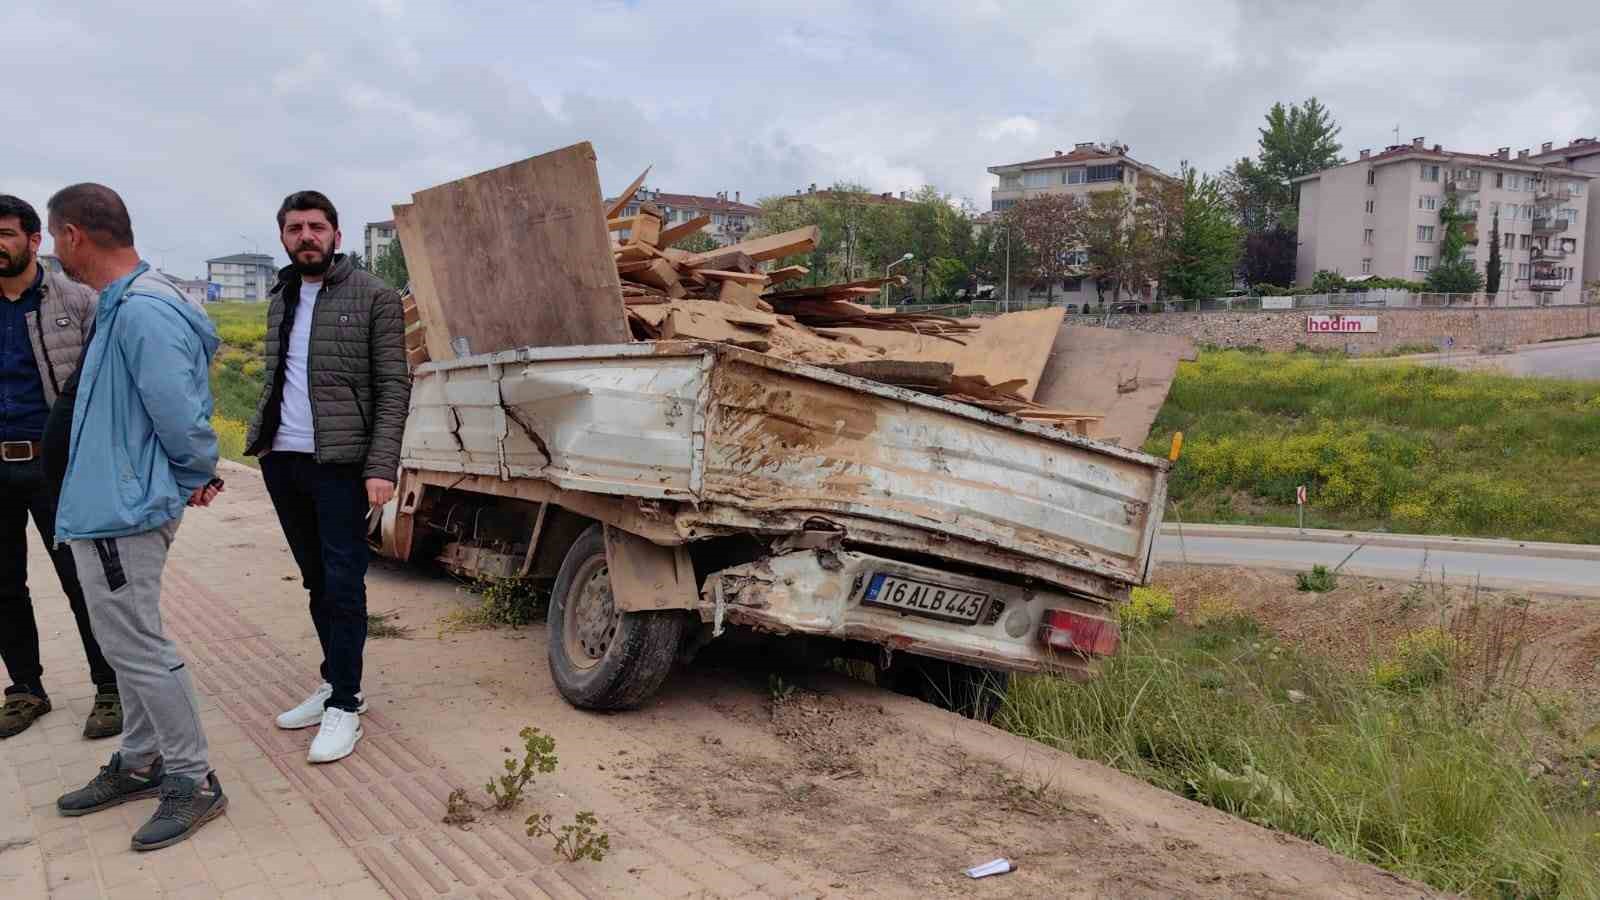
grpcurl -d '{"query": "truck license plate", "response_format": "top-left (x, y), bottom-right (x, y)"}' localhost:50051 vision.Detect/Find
top-left (861, 574), bottom-right (988, 624)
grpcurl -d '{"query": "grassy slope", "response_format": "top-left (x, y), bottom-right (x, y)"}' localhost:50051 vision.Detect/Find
top-left (1145, 350), bottom-right (1600, 544)
top-left (999, 590), bottom-right (1600, 898)
top-left (205, 302), bottom-right (269, 462)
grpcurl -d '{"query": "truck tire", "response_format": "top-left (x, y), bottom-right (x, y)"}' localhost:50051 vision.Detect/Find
top-left (889, 656), bottom-right (1010, 722)
top-left (547, 525), bottom-right (686, 710)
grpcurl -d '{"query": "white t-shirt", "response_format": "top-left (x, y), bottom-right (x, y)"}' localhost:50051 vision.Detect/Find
top-left (272, 282), bottom-right (320, 453)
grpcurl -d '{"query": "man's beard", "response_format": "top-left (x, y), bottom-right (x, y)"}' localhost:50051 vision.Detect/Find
top-left (289, 241), bottom-right (335, 277)
top-left (0, 246), bottom-right (32, 279)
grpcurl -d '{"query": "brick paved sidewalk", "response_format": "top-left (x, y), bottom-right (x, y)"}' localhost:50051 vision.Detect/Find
top-left (0, 527), bottom-right (762, 900)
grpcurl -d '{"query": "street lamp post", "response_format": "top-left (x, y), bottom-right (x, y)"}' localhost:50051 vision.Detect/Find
top-left (882, 252), bottom-right (914, 308)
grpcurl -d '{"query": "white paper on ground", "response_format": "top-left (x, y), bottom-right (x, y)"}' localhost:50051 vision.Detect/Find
top-left (965, 858), bottom-right (1015, 879)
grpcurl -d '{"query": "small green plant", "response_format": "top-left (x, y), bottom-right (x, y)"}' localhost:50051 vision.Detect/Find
top-left (443, 788), bottom-right (477, 827)
top-left (1295, 564), bottom-right (1337, 593)
top-left (526, 810), bottom-right (610, 863)
top-left (1372, 626), bottom-right (1459, 692)
top-left (486, 727), bottom-right (559, 811)
top-left (367, 610), bottom-right (412, 639)
top-left (1118, 586), bottom-right (1177, 631)
top-left (438, 577), bottom-right (547, 635)
top-left (768, 673), bottom-right (797, 703)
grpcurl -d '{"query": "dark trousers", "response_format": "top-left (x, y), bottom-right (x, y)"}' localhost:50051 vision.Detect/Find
top-left (260, 452), bottom-right (370, 712)
top-left (0, 457), bottom-right (117, 691)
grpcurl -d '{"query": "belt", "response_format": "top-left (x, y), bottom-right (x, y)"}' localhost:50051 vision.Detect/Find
top-left (0, 441), bottom-right (41, 463)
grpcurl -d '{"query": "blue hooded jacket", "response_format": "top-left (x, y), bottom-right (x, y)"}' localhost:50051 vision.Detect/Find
top-left (56, 263), bottom-right (221, 542)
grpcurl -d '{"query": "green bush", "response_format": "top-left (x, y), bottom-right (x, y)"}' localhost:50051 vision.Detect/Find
top-left (1118, 586), bottom-right (1177, 631)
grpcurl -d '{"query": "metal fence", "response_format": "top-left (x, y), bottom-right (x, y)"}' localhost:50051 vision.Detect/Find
top-left (897, 287), bottom-right (1598, 319)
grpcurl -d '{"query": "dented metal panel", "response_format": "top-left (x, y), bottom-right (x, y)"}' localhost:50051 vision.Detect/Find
top-left (400, 341), bottom-right (1168, 589)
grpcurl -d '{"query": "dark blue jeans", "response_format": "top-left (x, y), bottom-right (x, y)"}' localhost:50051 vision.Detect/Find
top-left (260, 453), bottom-right (370, 712)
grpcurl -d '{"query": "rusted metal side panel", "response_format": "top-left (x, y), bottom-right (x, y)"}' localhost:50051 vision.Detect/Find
top-left (699, 355), bottom-right (1166, 588)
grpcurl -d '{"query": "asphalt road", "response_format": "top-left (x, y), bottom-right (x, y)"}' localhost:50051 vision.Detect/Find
top-left (1388, 336), bottom-right (1600, 380)
top-left (1155, 526), bottom-right (1600, 596)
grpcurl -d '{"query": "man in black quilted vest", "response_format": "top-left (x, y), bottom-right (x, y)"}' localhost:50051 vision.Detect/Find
top-left (245, 191), bottom-right (411, 763)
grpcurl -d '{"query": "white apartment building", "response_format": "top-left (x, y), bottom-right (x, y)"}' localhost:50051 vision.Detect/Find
top-left (1530, 138), bottom-right (1600, 287)
top-left (205, 252), bottom-right (278, 301)
top-left (1294, 137), bottom-right (1592, 298)
top-left (365, 219), bottom-right (398, 266)
top-left (159, 270), bottom-right (211, 306)
top-left (988, 142), bottom-right (1176, 304)
top-left (608, 188), bottom-right (760, 248)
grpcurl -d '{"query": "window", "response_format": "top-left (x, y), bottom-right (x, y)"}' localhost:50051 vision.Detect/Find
top-left (1523, 204), bottom-right (1534, 219)
top-left (993, 198), bottom-right (1017, 212)
top-left (1362, 259), bottom-right (1372, 275)
top-left (1520, 234), bottom-right (1531, 250)
top-left (1417, 225), bottom-right (1435, 242)
top-left (1063, 249), bottom-right (1089, 266)
top-left (1066, 167), bottom-right (1086, 185)
top-left (1363, 228), bottom-right (1374, 244)
top-left (1365, 200), bottom-right (1375, 214)
top-left (1420, 164), bottom-right (1441, 182)
top-left (1562, 207), bottom-right (1580, 222)
top-left (1414, 255), bottom-right (1432, 272)
top-left (999, 175), bottom-right (1021, 190)
top-left (1572, 181), bottom-right (1585, 196)
top-left (1086, 164), bottom-right (1122, 183)
top-left (1517, 263), bottom-right (1531, 279)
top-left (1023, 171), bottom-right (1053, 188)
top-left (1503, 232), bottom-right (1514, 248)
top-left (1418, 195), bottom-right (1438, 211)
top-left (1061, 277), bottom-right (1083, 292)
top-left (1367, 169), bottom-right (1376, 186)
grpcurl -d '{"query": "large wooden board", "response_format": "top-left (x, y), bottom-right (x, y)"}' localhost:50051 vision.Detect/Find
top-left (826, 307), bottom-right (1065, 401)
top-left (1033, 326), bottom-right (1196, 449)
top-left (408, 142), bottom-right (628, 354)
top-left (391, 203), bottom-right (455, 361)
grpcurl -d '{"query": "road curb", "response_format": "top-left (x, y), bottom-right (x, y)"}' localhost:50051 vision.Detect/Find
top-left (1158, 523), bottom-right (1600, 562)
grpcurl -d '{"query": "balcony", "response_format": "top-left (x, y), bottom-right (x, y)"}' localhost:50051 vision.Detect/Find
top-left (1533, 247), bottom-right (1568, 261)
top-left (1531, 277), bottom-right (1567, 292)
top-left (1535, 187), bottom-right (1573, 205)
top-left (1532, 216), bottom-right (1569, 234)
top-left (1445, 176), bottom-right (1480, 194)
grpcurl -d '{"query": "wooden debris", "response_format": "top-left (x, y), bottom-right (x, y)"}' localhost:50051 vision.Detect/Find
top-left (657, 215), bottom-right (712, 247)
top-left (823, 360), bottom-right (954, 390)
top-left (765, 265), bottom-right (809, 287)
top-left (681, 226), bottom-right (820, 266)
top-left (603, 165), bottom-right (651, 220)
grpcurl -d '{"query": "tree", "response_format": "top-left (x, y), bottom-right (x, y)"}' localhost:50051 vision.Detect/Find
top-left (670, 230), bottom-right (719, 254)
top-left (1241, 228), bottom-right (1298, 288)
top-left (1426, 197), bottom-right (1484, 294)
top-left (1257, 98), bottom-right (1343, 186)
top-left (1486, 213), bottom-right (1503, 297)
top-left (1007, 194), bottom-right (1082, 304)
top-left (1079, 186), bottom-right (1170, 303)
top-left (374, 241), bottom-right (408, 290)
top-left (347, 251), bottom-right (365, 271)
top-left (1162, 165), bottom-right (1241, 300)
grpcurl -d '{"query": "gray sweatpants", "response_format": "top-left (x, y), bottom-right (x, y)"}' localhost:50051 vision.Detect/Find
top-left (71, 518), bottom-right (210, 783)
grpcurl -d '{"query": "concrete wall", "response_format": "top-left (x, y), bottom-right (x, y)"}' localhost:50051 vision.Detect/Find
top-left (1068, 306), bottom-right (1600, 355)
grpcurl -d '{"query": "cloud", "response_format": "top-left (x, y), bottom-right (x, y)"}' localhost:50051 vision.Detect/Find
top-left (3, 0), bottom-right (1597, 277)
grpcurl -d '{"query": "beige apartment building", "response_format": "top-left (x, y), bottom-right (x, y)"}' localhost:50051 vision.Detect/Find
top-left (1530, 138), bottom-right (1600, 286)
top-left (608, 187), bottom-right (760, 248)
top-left (1294, 137), bottom-right (1593, 299)
top-left (989, 142), bottom-right (1176, 304)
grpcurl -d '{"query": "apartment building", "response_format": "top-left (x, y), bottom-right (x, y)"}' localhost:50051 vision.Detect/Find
top-left (608, 187), bottom-right (760, 247)
top-left (206, 252), bottom-right (278, 301)
top-left (158, 270), bottom-right (212, 306)
top-left (365, 219), bottom-right (398, 265)
top-left (1294, 137), bottom-right (1592, 298)
top-left (988, 142), bottom-right (1176, 304)
top-left (1530, 138), bottom-right (1600, 286)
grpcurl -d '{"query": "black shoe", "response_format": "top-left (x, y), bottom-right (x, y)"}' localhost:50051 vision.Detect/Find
top-left (58, 752), bottom-right (164, 816)
top-left (84, 686), bottom-right (123, 740)
top-left (0, 685), bottom-right (51, 739)
top-left (131, 772), bottom-right (227, 851)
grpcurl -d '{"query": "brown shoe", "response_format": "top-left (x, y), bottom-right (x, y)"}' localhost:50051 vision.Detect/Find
top-left (0, 687), bottom-right (51, 739)
top-left (84, 687), bottom-right (123, 740)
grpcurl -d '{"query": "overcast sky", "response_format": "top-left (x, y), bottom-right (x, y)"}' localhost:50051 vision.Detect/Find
top-left (7, 0), bottom-right (1598, 278)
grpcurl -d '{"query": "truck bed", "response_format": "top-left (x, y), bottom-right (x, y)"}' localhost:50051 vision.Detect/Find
top-left (400, 341), bottom-right (1168, 602)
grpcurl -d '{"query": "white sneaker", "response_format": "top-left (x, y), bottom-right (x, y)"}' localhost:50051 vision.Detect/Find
top-left (275, 683), bottom-right (368, 730)
top-left (307, 708), bottom-right (363, 764)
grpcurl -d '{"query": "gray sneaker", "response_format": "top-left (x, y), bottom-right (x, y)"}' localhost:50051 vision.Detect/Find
top-left (57, 753), bottom-right (164, 817)
top-left (131, 772), bottom-right (227, 851)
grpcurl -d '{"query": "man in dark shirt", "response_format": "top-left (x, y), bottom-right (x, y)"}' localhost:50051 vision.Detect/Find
top-left (0, 195), bottom-right (119, 741)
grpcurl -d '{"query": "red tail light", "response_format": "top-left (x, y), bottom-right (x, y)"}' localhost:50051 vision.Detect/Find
top-left (1040, 608), bottom-right (1120, 657)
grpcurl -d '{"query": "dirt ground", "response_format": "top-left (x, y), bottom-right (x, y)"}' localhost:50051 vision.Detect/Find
top-left (167, 464), bottom-right (1436, 898)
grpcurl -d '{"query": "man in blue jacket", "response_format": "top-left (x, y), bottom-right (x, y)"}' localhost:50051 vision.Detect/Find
top-left (44, 184), bottom-right (227, 852)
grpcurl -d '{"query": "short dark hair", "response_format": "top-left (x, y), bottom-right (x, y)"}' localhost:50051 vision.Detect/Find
top-left (0, 195), bottom-right (41, 235)
top-left (47, 183), bottom-right (134, 248)
top-left (277, 191), bottom-right (339, 230)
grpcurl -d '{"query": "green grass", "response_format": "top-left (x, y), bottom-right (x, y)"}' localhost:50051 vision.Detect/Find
top-left (1148, 350), bottom-right (1600, 543)
top-left (998, 610), bottom-right (1600, 897)
top-left (205, 302), bottom-right (269, 463)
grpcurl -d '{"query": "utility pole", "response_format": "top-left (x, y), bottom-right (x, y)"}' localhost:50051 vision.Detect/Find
top-left (1003, 223), bottom-right (1011, 314)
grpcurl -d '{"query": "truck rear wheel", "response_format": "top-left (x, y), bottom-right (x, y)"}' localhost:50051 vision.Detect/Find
top-left (547, 525), bottom-right (685, 710)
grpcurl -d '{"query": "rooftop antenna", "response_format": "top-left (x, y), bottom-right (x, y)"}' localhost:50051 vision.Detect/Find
top-left (1392, 124), bottom-right (1400, 146)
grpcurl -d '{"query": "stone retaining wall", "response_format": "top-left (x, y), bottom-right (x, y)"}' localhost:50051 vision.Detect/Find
top-left (1068, 306), bottom-right (1600, 354)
